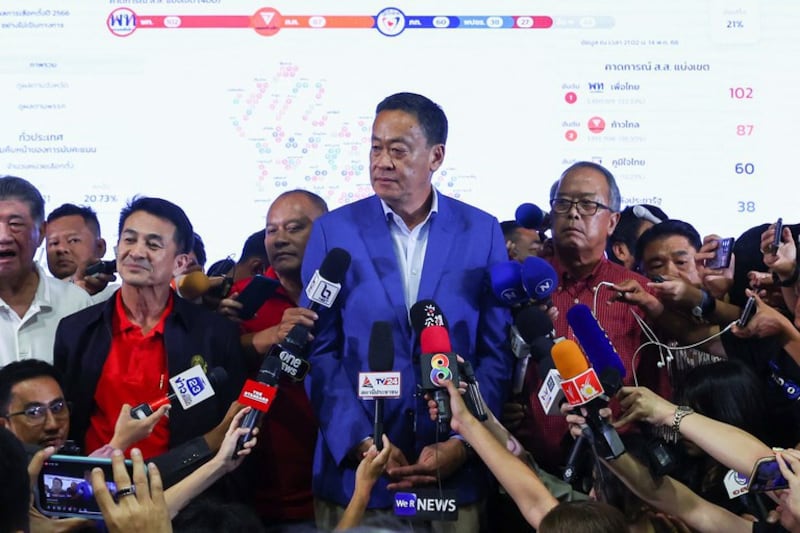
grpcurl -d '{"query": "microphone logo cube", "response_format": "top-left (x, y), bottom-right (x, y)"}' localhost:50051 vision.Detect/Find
top-left (170, 364), bottom-right (216, 409)
top-left (559, 367), bottom-right (603, 406)
top-left (429, 354), bottom-right (452, 386)
top-left (238, 379), bottom-right (278, 412)
top-left (358, 371), bottom-right (402, 398)
top-left (305, 271), bottom-right (341, 308)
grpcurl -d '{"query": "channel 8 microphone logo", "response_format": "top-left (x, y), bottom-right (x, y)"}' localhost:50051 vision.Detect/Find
top-left (429, 353), bottom-right (452, 387)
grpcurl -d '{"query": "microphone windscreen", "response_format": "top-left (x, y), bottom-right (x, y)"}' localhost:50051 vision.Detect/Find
top-left (515, 203), bottom-right (545, 229)
top-left (551, 339), bottom-right (590, 380)
top-left (521, 257), bottom-right (558, 301)
top-left (318, 248), bottom-right (351, 283)
top-left (177, 271), bottom-right (212, 300)
top-left (514, 306), bottom-right (554, 342)
top-left (632, 205), bottom-right (662, 225)
top-left (207, 367), bottom-right (228, 387)
top-left (368, 321), bottom-right (395, 372)
top-left (566, 304), bottom-right (627, 378)
top-left (409, 300), bottom-right (448, 334)
top-left (489, 261), bottom-right (528, 306)
top-left (420, 325), bottom-right (452, 354)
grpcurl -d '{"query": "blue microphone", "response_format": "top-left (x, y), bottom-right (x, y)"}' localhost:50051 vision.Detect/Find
top-left (489, 261), bottom-right (528, 307)
top-left (566, 303), bottom-right (626, 380)
top-left (520, 257), bottom-right (558, 304)
top-left (515, 203), bottom-right (547, 230)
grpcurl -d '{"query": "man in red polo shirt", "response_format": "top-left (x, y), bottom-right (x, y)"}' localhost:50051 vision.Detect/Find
top-left (54, 197), bottom-right (245, 465)
top-left (513, 162), bottom-right (669, 475)
top-left (220, 189), bottom-right (327, 530)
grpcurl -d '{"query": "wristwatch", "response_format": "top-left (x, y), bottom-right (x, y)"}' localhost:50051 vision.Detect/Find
top-left (672, 405), bottom-right (695, 436)
top-left (692, 289), bottom-right (716, 320)
top-left (772, 264), bottom-right (800, 287)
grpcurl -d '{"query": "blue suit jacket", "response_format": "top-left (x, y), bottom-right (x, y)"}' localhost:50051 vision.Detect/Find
top-left (301, 193), bottom-right (512, 508)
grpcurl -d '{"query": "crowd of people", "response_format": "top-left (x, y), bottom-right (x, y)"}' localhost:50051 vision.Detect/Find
top-left (1, 91), bottom-right (799, 532)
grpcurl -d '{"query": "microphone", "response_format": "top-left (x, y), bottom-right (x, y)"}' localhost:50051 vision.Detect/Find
top-left (520, 256), bottom-right (558, 304)
top-left (233, 355), bottom-right (282, 457)
top-left (515, 202), bottom-right (549, 231)
top-left (489, 261), bottom-right (529, 307)
top-left (173, 271), bottom-right (212, 300)
top-left (566, 304), bottom-right (626, 379)
top-left (367, 321), bottom-right (395, 451)
top-left (130, 366), bottom-right (227, 420)
top-left (409, 299), bottom-right (448, 333)
top-left (419, 325), bottom-right (460, 435)
top-left (277, 248), bottom-right (352, 380)
top-left (458, 359), bottom-right (488, 421)
top-left (632, 205), bottom-right (663, 225)
top-left (511, 306), bottom-right (555, 394)
top-left (551, 339), bottom-right (625, 479)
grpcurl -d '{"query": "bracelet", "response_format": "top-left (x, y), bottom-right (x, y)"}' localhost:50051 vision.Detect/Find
top-left (773, 264), bottom-right (800, 287)
top-left (672, 405), bottom-right (695, 436)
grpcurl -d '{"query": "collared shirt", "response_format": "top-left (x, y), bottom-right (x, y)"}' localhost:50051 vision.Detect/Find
top-left (380, 188), bottom-right (439, 309)
top-left (85, 291), bottom-right (174, 459)
top-left (0, 265), bottom-right (91, 366)
top-left (523, 256), bottom-right (670, 473)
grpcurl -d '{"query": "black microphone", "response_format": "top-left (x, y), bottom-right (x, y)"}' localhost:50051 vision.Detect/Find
top-left (278, 248), bottom-right (352, 381)
top-left (409, 299), bottom-right (448, 333)
top-left (233, 355), bottom-right (282, 458)
top-left (459, 359), bottom-right (488, 421)
top-left (367, 321), bottom-right (394, 451)
top-left (511, 306), bottom-right (556, 395)
top-left (130, 367), bottom-right (228, 420)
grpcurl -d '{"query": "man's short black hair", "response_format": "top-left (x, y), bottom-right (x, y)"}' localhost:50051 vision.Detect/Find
top-left (0, 427), bottom-right (29, 532)
top-left (0, 175), bottom-right (45, 224)
top-left (500, 220), bottom-right (521, 241)
top-left (192, 232), bottom-right (207, 267)
top-left (118, 196), bottom-right (194, 254)
top-left (46, 203), bottom-right (102, 237)
top-left (634, 219), bottom-right (703, 268)
top-left (607, 204), bottom-right (669, 265)
top-left (0, 359), bottom-right (65, 416)
top-left (375, 92), bottom-right (448, 146)
top-left (238, 229), bottom-right (268, 265)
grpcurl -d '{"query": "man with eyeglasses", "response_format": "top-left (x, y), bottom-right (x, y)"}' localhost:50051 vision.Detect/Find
top-left (513, 161), bottom-right (669, 475)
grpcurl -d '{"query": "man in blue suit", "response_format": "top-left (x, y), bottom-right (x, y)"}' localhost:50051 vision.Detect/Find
top-left (301, 92), bottom-right (512, 532)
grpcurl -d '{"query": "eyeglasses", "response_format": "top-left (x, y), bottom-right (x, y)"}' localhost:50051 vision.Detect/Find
top-left (550, 198), bottom-right (611, 216)
top-left (4, 399), bottom-right (71, 425)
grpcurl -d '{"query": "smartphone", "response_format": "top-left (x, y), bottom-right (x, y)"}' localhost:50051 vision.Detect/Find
top-left (85, 259), bottom-right (117, 276)
top-left (706, 238), bottom-right (734, 270)
top-left (737, 296), bottom-right (757, 327)
top-left (236, 274), bottom-right (281, 320)
top-left (35, 454), bottom-right (137, 519)
top-left (747, 456), bottom-right (790, 492)
top-left (769, 218), bottom-right (784, 254)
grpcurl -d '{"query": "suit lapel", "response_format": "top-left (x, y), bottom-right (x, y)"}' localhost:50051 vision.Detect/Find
top-left (418, 194), bottom-right (456, 301)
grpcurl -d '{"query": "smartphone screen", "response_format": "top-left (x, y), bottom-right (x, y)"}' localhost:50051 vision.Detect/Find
top-left (737, 296), bottom-right (756, 327)
top-left (706, 238), bottom-right (734, 270)
top-left (236, 275), bottom-right (281, 320)
top-left (35, 455), bottom-right (135, 519)
top-left (770, 218), bottom-right (784, 253)
top-left (747, 456), bottom-right (789, 492)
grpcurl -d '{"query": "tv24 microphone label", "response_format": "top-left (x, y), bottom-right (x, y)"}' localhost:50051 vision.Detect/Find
top-left (169, 365), bottom-right (215, 409)
top-left (358, 372), bottom-right (401, 398)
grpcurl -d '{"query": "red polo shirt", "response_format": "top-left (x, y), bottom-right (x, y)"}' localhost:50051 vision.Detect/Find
top-left (85, 291), bottom-right (173, 459)
top-left (521, 256), bottom-right (671, 472)
top-left (232, 267), bottom-right (317, 522)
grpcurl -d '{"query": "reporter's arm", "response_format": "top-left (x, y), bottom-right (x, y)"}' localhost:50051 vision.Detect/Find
top-left (335, 435), bottom-right (392, 531)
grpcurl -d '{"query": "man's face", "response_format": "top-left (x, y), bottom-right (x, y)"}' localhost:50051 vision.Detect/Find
top-left (641, 235), bottom-right (701, 284)
top-left (45, 215), bottom-right (103, 279)
top-left (266, 194), bottom-right (323, 277)
top-left (370, 109), bottom-right (444, 213)
top-left (510, 228), bottom-right (543, 262)
top-left (116, 211), bottom-right (179, 289)
top-left (551, 168), bottom-right (619, 257)
top-left (0, 199), bottom-right (43, 281)
top-left (1, 376), bottom-right (69, 449)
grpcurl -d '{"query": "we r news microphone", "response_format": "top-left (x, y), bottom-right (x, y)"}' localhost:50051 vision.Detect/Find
top-left (130, 366), bottom-right (227, 420)
top-left (233, 355), bottom-right (282, 457)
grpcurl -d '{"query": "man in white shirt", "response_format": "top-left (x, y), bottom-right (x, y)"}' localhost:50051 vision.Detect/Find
top-left (0, 176), bottom-right (91, 366)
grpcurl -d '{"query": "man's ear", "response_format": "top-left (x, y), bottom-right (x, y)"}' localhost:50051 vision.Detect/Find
top-left (96, 238), bottom-right (107, 259)
top-left (607, 211), bottom-right (620, 237)
top-left (611, 242), bottom-right (630, 264)
top-left (248, 257), bottom-right (266, 276)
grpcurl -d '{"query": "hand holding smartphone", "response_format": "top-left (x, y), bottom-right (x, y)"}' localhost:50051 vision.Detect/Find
top-left (236, 274), bottom-right (281, 320)
top-left (747, 455), bottom-right (790, 492)
top-left (706, 238), bottom-right (735, 270)
top-left (768, 218), bottom-right (784, 254)
top-left (737, 296), bottom-right (757, 328)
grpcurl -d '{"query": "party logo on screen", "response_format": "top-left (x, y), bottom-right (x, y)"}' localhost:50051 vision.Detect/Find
top-left (376, 7), bottom-right (406, 36)
top-left (107, 8), bottom-right (137, 37)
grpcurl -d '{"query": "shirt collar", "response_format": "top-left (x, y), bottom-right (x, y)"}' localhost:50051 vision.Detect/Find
top-left (380, 187), bottom-right (439, 223)
top-left (113, 290), bottom-right (174, 336)
top-left (551, 254), bottom-right (608, 285)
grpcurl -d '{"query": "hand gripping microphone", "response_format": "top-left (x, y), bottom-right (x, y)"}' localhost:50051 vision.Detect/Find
top-left (552, 339), bottom-right (625, 482)
top-left (489, 261), bottom-right (529, 307)
top-left (419, 325), bottom-right (461, 435)
top-left (233, 355), bottom-right (282, 458)
top-left (367, 321), bottom-right (395, 451)
top-left (131, 366), bottom-right (228, 420)
top-left (277, 248), bottom-right (352, 380)
top-left (520, 256), bottom-right (558, 305)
